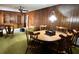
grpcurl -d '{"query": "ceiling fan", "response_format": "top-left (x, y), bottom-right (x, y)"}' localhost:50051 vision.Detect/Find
top-left (18, 6), bottom-right (28, 14)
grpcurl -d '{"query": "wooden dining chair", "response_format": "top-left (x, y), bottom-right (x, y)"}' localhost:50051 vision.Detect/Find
top-left (73, 32), bottom-right (79, 45)
top-left (40, 25), bottom-right (47, 30)
top-left (5, 25), bottom-right (14, 37)
top-left (25, 31), bottom-right (41, 53)
top-left (66, 29), bottom-right (76, 45)
top-left (25, 30), bottom-right (40, 44)
top-left (65, 35), bottom-right (74, 53)
top-left (57, 34), bottom-right (67, 53)
top-left (29, 32), bottom-right (40, 39)
top-left (67, 29), bottom-right (79, 46)
top-left (58, 34), bottom-right (73, 54)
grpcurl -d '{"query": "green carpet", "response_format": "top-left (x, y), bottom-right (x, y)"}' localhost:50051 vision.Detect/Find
top-left (72, 47), bottom-right (79, 54)
top-left (0, 32), bottom-right (27, 54)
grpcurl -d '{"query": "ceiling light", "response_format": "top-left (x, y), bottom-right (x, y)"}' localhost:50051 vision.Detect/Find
top-left (49, 15), bottom-right (57, 22)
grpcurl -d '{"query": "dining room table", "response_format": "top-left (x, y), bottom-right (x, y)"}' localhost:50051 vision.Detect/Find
top-left (29, 30), bottom-right (74, 53)
top-left (33, 30), bottom-right (68, 42)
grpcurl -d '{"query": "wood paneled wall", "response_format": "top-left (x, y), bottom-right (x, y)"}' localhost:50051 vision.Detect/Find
top-left (28, 5), bottom-right (79, 30)
top-left (28, 6), bottom-right (67, 29)
top-left (28, 7), bottom-right (53, 28)
top-left (66, 7), bottom-right (79, 30)
top-left (0, 11), bottom-right (4, 24)
top-left (56, 5), bottom-right (79, 30)
top-left (0, 10), bottom-right (26, 28)
top-left (0, 5), bottom-right (79, 30)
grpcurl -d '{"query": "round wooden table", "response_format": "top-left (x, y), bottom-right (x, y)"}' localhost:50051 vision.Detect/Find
top-left (34, 30), bottom-right (67, 42)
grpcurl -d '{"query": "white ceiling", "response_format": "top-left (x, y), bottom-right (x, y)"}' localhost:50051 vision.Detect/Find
top-left (0, 4), bottom-right (55, 12)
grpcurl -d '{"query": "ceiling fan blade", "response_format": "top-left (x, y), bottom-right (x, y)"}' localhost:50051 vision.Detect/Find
top-left (18, 6), bottom-right (28, 13)
top-left (23, 9), bottom-right (28, 11)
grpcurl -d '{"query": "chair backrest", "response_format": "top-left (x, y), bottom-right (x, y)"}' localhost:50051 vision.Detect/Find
top-left (66, 35), bottom-right (73, 45)
top-left (28, 31), bottom-right (40, 39)
top-left (25, 30), bottom-right (40, 47)
top-left (40, 25), bottom-right (47, 30)
top-left (59, 34), bottom-right (73, 51)
top-left (69, 30), bottom-right (79, 45)
top-left (58, 34), bottom-right (67, 50)
top-left (5, 25), bottom-right (14, 35)
top-left (67, 29), bottom-right (74, 34)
